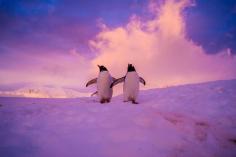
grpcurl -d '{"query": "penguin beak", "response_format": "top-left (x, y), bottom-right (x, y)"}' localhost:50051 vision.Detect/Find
top-left (97, 65), bottom-right (101, 71)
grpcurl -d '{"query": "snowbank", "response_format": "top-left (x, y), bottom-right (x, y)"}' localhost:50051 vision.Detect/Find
top-left (0, 79), bottom-right (235, 157)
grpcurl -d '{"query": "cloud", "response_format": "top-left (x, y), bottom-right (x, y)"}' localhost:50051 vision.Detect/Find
top-left (1, 0), bottom-right (235, 94)
top-left (89, 0), bottom-right (236, 88)
top-left (0, 49), bottom-right (92, 88)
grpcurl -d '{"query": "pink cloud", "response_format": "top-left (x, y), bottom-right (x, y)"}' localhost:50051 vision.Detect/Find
top-left (89, 0), bottom-right (236, 88)
top-left (1, 0), bottom-right (235, 93)
top-left (0, 49), bottom-right (91, 87)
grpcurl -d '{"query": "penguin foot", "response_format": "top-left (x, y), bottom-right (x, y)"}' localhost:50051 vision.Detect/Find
top-left (100, 99), bottom-right (106, 104)
top-left (100, 99), bottom-right (110, 103)
top-left (132, 100), bottom-right (139, 104)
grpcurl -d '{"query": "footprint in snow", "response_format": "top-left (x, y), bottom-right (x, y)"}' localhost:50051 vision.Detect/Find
top-left (194, 121), bottom-right (209, 141)
top-left (159, 112), bottom-right (210, 142)
top-left (160, 112), bottom-right (184, 125)
top-left (163, 115), bottom-right (184, 125)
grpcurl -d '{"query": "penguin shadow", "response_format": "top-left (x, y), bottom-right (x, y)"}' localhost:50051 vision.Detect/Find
top-left (0, 104), bottom-right (3, 107)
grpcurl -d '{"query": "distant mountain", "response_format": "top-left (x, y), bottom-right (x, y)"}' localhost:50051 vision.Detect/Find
top-left (0, 86), bottom-right (90, 98)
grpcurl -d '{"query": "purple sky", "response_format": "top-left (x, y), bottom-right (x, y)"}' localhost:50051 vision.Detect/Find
top-left (0, 0), bottom-right (236, 89)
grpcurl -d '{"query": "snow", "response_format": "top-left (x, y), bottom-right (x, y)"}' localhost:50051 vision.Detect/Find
top-left (0, 79), bottom-right (236, 157)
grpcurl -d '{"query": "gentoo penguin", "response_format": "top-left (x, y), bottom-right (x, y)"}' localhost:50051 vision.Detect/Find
top-left (110, 64), bottom-right (145, 104)
top-left (86, 65), bottom-right (115, 103)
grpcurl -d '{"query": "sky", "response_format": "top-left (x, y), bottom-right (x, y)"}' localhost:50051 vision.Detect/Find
top-left (0, 0), bottom-right (236, 90)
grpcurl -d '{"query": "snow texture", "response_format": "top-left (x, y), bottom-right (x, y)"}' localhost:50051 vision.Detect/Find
top-left (0, 79), bottom-right (236, 157)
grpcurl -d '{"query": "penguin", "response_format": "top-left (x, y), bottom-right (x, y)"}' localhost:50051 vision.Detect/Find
top-left (86, 65), bottom-right (115, 103)
top-left (110, 64), bottom-right (146, 104)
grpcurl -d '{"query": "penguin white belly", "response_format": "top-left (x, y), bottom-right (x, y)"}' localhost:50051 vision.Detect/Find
top-left (123, 72), bottom-right (139, 101)
top-left (97, 71), bottom-right (113, 100)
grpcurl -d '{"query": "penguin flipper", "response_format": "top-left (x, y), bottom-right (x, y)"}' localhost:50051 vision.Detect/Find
top-left (110, 77), bottom-right (125, 88)
top-left (91, 91), bottom-right (98, 97)
top-left (86, 78), bottom-right (97, 87)
top-left (139, 77), bottom-right (146, 85)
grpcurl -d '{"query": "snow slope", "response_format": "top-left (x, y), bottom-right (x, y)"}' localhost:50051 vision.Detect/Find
top-left (0, 79), bottom-right (236, 157)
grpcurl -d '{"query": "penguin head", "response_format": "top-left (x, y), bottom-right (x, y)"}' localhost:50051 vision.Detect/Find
top-left (127, 63), bottom-right (136, 72)
top-left (97, 65), bottom-right (108, 72)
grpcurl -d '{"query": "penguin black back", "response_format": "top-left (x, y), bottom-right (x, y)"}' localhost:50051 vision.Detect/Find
top-left (127, 64), bottom-right (136, 72)
top-left (98, 65), bottom-right (108, 72)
